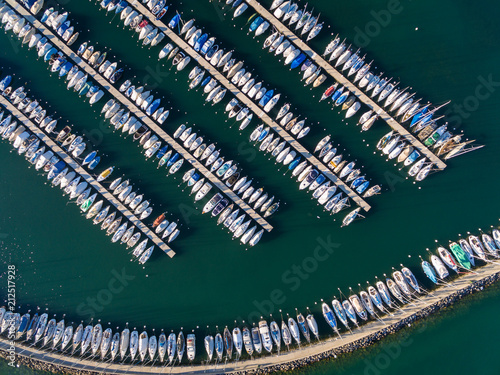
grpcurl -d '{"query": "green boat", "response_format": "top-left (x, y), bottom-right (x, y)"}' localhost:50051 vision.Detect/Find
top-left (449, 242), bottom-right (471, 270)
top-left (80, 194), bottom-right (97, 213)
top-left (79, 82), bottom-right (91, 97)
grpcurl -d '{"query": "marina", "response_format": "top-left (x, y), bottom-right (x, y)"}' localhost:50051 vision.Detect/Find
top-left (0, 94), bottom-right (175, 257)
top-left (4, 0), bottom-right (274, 233)
top-left (120, 0), bottom-right (372, 213)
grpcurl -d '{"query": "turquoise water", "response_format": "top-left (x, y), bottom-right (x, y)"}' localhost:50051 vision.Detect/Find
top-left (0, 0), bottom-right (499, 374)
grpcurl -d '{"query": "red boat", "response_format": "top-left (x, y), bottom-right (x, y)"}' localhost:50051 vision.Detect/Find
top-left (320, 84), bottom-right (338, 101)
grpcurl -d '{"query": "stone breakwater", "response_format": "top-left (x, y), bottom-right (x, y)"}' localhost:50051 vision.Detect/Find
top-left (239, 271), bottom-right (500, 375)
top-left (0, 271), bottom-right (499, 375)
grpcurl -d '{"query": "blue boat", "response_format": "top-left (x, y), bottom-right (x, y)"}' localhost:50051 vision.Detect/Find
top-left (83, 150), bottom-right (97, 165)
top-left (0, 75), bottom-right (12, 91)
top-left (201, 76), bottom-right (211, 87)
top-left (288, 157), bottom-right (301, 170)
top-left (125, 85), bottom-right (135, 97)
top-left (86, 85), bottom-right (99, 98)
top-left (410, 107), bottom-right (428, 127)
top-left (115, 0), bottom-right (127, 13)
top-left (88, 156), bottom-right (101, 170)
top-left (258, 89), bottom-right (273, 107)
top-left (156, 145), bottom-right (169, 159)
top-left (52, 57), bottom-right (66, 72)
top-left (232, 0), bottom-right (243, 7)
top-left (257, 127), bottom-right (269, 142)
top-left (57, 23), bottom-right (69, 37)
top-left (194, 33), bottom-right (207, 52)
top-left (100, 0), bottom-right (112, 8)
top-left (168, 14), bottom-right (180, 29)
top-left (331, 86), bottom-right (344, 102)
top-left (79, 82), bottom-right (91, 96)
top-left (356, 180), bottom-right (369, 194)
top-left (44, 47), bottom-right (58, 62)
top-left (290, 53), bottom-right (306, 70)
top-left (249, 16), bottom-right (263, 32)
top-left (167, 152), bottom-right (179, 167)
top-left (314, 174), bottom-right (326, 187)
top-left (40, 8), bottom-right (53, 23)
top-left (335, 91), bottom-right (349, 106)
top-left (351, 176), bottom-right (366, 189)
top-left (48, 161), bottom-right (66, 180)
top-left (156, 7), bottom-right (168, 20)
top-left (301, 59), bottom-right (312, 71)
top-left (322, 306), bottom-right (338, 331)
top-left (59, 62), bottom-right (72, 77)
top-left (352, 59), bottom-right (364, 72)
top-left (406, 149), bottom-right (420, 164)
top-left (188, 173), bottom-right (200, 186)
top-left (146, 98), bottom-right (161, 116)
top-left (422, 261), bottom-right (438, 284)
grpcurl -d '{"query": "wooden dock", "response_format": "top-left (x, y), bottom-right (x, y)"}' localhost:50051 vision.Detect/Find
top-left (7, 0), bottom-right (274, 232)
top-left (125, 1), bottom-right (372, 212)
top-left (244, 0), bottom-right (447, 170)
top-left (0, 95), bottom-right (176, 257)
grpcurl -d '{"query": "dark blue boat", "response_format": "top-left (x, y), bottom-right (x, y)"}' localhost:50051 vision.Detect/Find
top-left (249, 16), bottom-right (263, 32)
top-left (88, 156), bottom-right (101, 170)
top-left (57, 23), bottom-right (68, 37)
top-left (410, 107), bottom-right (428, 127)
top-left (146, 99), bottom-right (161, 116)
top-left (167, 152), bottom-right (179, 167)
top-left (168, 14), bottom-right (180, 29)
top-left (194, 33), bottom-right (207, 52)
top-left (156, 145), bottom-right (169, 159)
top-left (59, 62), bottom-right (72, 77)
top-left (356, 180), bottom-right (369, 194)
top-left (290, 53), bottom-right (306, 69)
top-left (115, 0), bottom-right (127, 13)
top-left (331, 86), bottom-right (344, 102)
top-left (258, 89), bottom-right (273, 107)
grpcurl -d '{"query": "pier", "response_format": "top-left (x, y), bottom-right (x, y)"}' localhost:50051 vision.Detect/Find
top-left (124, 1), bottom-right (372, 212)
top-left (7, 0), bottom-right (274, 232)
top-left (1, 257), bottom-right (499, 373)
top-left (243, 0), bottom-right (447, 171)
top-left (0, 95), bottom-right (176, 257)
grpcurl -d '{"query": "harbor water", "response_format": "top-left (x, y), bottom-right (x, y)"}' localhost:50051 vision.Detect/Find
top-left (0, 0), bottom-right (499, 373)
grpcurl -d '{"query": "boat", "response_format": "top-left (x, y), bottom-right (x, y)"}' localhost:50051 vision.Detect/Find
top-left (423, 260), bottom-right (441, 286)
top-left (437, 247), bottom-right (458, 272)
top-left (449, 242), bottom-right (472, 270)
top-left (250, 327), bottom-right (262, 354)
top-left (429, 255), bottom-right (449, 279)
top-left (468, 235), bottom-right (487, 259)
top-left (258, 320), bottom-right (273, 353)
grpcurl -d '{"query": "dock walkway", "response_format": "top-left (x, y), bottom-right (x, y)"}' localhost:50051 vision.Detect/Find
top-left (126, 1), bottom-right (372, 212)
top-left (245, 0), bottom-right (447, 170)
top-left (0, 95), bottom-right (176, 257)
top-left (7, 0), bottom-right (274, 232)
